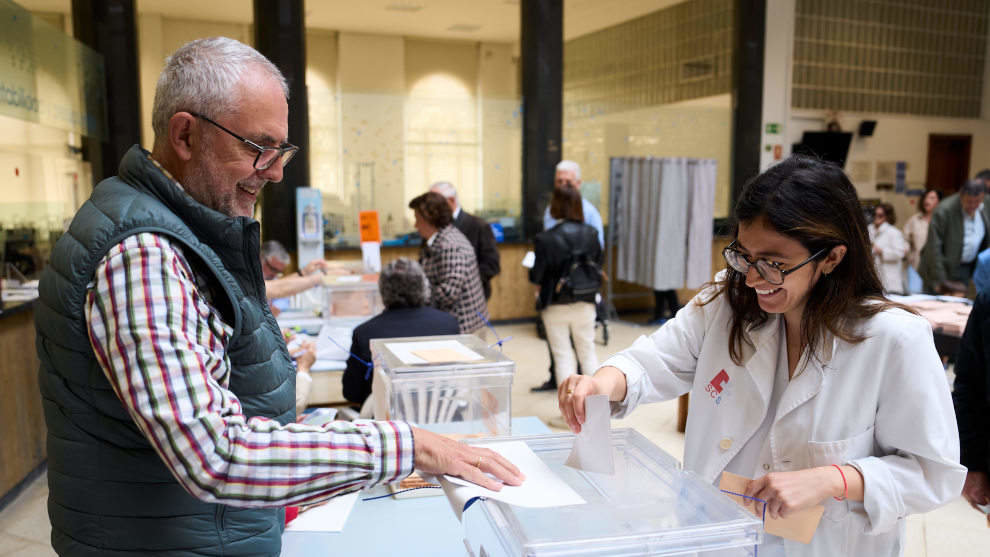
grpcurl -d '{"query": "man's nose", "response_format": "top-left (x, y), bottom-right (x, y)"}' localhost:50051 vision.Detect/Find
top-left (258, 159), bottom-right (284, 183)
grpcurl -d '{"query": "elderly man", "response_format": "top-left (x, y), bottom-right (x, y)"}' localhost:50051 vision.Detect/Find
top-left (430, 181), bottom-right (501, 299)
top-left (342, 258), bottom-right (460, 406)
top-left (543, 160), bottom-right (604, 248)
top-left (35, 38), bottom-right (520, 557)
top-left (920, 179), bottom-right (990, 295)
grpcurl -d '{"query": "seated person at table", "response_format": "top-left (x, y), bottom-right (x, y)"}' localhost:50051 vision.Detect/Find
top-left (261, 239), bottom-right (334, 304)
top-left (342, 258), bottom-right (460, 406)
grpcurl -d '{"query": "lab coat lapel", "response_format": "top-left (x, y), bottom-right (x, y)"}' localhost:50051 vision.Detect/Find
top-left (773, 335), bottom-right (834, 423)
top-left (739, 316), bottom-right (779, 408)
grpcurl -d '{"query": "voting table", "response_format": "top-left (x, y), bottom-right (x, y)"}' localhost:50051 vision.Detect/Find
top-left (280, 416), bottom-right (550, 557)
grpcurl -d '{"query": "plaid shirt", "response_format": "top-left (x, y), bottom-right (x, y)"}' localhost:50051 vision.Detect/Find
top-left (86, 232), bottom-right (414, 507)
top-left (420, 225), bottom-right (489, 333)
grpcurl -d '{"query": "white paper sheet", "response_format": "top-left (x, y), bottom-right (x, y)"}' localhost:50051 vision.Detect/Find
top-left (385, 340), bottom-right (484, 365)
top-left (440, 440), bottom-right (586, 520)
top-left (565, 394), bottom-right (614, 474)
top-left (521, 251), bottom-right (536, 269)
top-left (285, 491), bottom-right (360, 532)
top-left (316, 325), bottom-right (353, 361)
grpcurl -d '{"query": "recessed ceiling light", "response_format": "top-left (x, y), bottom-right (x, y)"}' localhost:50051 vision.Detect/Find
top-left (447, 24), bottom-right (482, 32)
top-left (385, 3), bottom-right (423, 12)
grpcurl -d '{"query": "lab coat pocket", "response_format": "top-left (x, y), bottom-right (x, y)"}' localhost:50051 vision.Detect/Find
top-left (807, 426), bottom-right (876, 522)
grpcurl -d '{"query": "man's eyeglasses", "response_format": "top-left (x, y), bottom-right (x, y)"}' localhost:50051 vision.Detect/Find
top-left (190, 112), bottom-right (299, 171)
top-left (722, 240), bottom-right (827, 285)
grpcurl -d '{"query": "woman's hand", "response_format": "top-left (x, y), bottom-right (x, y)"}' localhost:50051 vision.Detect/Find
top-left (744, 465), bottom-right (862, 519)
top-left (558, 366), bottom-right (627, 434)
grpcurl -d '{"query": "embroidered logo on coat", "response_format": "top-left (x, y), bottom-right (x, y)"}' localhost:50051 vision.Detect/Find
top-left (705, 369), bottom-right (731, 405)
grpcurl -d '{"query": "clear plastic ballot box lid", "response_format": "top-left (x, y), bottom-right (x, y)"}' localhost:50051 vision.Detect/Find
top-left (370, 334), bottom-right (514, 435)
top-left (462, 429), bottom-right (763, 556)
top-left (321, 274), bottom-right (383, 318)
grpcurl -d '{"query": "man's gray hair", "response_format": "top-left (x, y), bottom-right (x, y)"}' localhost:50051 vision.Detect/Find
top-left (555, 160), bottom-right (581, 180)
top-left (960, 179), bottom-right (985, 197)
top-left (379, 257), bottom-right (431, 309)
top-left (260, 240), bottom-right (290, 265)
top-left (152, 37), bottom-right (289, 147)
top-left (430, 181), bottom-right (457, 200)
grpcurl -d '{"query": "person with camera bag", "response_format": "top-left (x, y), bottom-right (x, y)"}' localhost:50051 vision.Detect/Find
top-left (530, 187), bottom-right (603, 389)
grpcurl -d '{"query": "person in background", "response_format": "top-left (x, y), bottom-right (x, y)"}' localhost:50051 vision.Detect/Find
top-left (559, 155), bottom-right (965, 555)
top-left (408, 192), bottom-right (489, 334)
top-left (342, 258), bottom-right (460, 407)
top-left (430, 181), bottom-right (501, 300)
top-left (533, 160), bottom-right (605, 392)
top-left (282, 331), bottom-right (317, 415)
top-left (920, 179), bottom-right (989, 296)
top-left (544, 160), bottom-right (604, 248)
top-left (36, 37), bottom-right (521, 556)
top-left (261, 239), bottom-right (333, 301)
top-left (531, 187), bottom-right (603, 390)
top-left (977, 168), bottom-right (990, 222)
top-left (867, 202), bottom-right (908, 294)
top-left (902, 189), bottom-right (940, 294)
top-left (953, 291), bottom-right (990, 517)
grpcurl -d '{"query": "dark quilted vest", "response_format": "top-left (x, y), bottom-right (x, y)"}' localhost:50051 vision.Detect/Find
top-left (36, 145), bottom-right (295, 556)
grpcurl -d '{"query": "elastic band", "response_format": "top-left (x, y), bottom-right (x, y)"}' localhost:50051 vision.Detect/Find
top-left (476, 311), bottom-right (512, 351)
top-left (361, 485), bottom-right (442, 501)
top-left (719, 489), bottom-right (766, 557)
top-left (832, 464), bottom-right (848, 502)
top-left (320, 329), bottom-right (374, 380)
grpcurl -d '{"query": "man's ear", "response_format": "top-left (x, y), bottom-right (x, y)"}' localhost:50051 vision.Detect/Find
top-left (168, 112), bottom-right (196, 162)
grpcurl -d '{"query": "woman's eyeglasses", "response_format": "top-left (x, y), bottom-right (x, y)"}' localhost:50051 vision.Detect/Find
top-left (722, 240), bottom-right (826, 285)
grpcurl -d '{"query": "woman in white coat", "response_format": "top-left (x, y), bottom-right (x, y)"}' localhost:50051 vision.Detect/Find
top-left (867, 202), bottom-right (908, 294)
top-left (559, 156), bottom-right (965, 556)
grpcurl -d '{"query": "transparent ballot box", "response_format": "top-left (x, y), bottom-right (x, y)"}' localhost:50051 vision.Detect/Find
top-left (322, 274), bottom-right (383, 318)
top-left (370, 335), bottom-right (514, 435)
top-left (463, 429), bottom-right (763, 557)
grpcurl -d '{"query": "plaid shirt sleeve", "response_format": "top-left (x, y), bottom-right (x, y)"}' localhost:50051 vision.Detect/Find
top-left (85, 233), bottom-right (414, 507)
top-left (429, 233), bottom-right (470, 310)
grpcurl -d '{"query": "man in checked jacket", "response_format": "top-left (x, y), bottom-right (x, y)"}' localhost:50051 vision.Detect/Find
top-left (409, 192), bottom-right (489, 334)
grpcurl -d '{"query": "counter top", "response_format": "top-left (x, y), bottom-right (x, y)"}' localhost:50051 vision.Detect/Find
top-left (0, 298), bottom-right (37, 320)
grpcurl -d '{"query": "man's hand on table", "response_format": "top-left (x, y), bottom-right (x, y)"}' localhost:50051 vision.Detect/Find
top-left (411, 427), bottom-right (525, 491)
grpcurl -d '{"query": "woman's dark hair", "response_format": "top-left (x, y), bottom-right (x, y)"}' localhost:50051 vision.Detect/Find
top-left (919, 188), bottom-right (941, 215)
top-left (706, 155), bottom-right (906, 366)
top-left (549, 187), bottom-right (584, 222)
top-left (408, 192), bottom-right (452, 228)
top-left (876, 202), bottom-right (896, 226)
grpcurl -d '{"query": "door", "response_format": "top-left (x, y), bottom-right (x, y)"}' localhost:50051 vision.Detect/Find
top-left (927, 134), bottom-right (972, 194)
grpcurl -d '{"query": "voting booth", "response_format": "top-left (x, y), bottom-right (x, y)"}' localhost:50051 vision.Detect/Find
top-left (461, 429), bottom-right (763, 557)
top-left (370, 334), bottom-right (514, 435)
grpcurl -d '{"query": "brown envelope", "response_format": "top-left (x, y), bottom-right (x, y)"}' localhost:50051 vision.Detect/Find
top-left (412, 348), bottom-right (473, 363)
top-left (718, 471), bottom-right (825, 544)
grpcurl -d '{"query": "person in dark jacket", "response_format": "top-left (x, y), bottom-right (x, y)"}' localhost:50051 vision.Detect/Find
top-left (953, 291), bottom-right (990, 512)
top-left (530, 187), bottom-right (603, 387)
top-left (409, 192), bottom-right (490, 334)
top-left (430, 181), bottom-right (501, 299)
top-left (342, 258), bottom-right (460, 406)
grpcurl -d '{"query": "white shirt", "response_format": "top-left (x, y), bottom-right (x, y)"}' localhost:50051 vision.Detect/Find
top-left (602, 278), bottom-right (965, 556)
top-left (961, 206), bottom-right (985, 263)
top-left (426, 231), bottom-right (439, 247)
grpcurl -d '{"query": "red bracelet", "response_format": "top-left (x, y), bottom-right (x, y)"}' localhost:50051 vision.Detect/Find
top-left (831, 464), bottom-right (848, 501)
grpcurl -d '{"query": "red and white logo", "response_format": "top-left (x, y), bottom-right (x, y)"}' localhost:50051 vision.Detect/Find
top-left (705, 369), bottom-right (730, 405)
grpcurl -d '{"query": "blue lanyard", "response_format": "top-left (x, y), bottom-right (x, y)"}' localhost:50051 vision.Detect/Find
top-left (476, 311), bottom-right (512, 351)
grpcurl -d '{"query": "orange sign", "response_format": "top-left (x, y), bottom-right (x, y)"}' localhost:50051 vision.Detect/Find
top-left (773, 144), bottom-right (783, 160)
top-left (359, 211), bottom-right (381, 243)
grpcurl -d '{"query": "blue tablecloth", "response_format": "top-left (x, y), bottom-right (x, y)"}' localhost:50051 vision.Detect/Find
top-left (281, 416), bottom-right (551, 556)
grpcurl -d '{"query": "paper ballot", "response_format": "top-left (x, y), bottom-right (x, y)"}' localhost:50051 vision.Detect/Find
top-left (521, 251), bottom-right (536, 269)
top-left (440, 440), bottom-right (585, 520)
top-left (565, 394), bottom-right (615, 474)
top-left (719, 471), bottom-right (824, 544)
top-left (386, 340), bottom-right (484, 366)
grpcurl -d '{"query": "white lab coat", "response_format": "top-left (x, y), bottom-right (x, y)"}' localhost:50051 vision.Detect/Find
top-left (868, 222), bottom-right (909, 294)
top-left (603, 284), bottom-right (965, 557)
